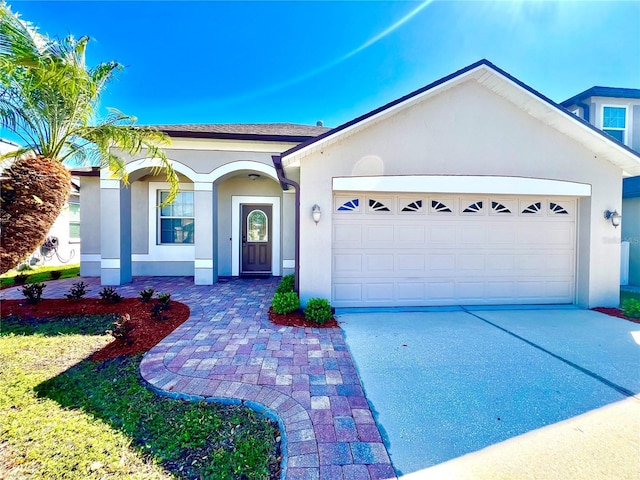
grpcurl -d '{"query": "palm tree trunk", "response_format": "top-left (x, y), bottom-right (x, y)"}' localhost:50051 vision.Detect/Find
top-left (1, 156), bottom-right (71, 273)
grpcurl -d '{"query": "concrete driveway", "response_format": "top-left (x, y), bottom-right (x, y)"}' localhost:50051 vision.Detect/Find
top-left (339, 307), bottom-right (640, 479)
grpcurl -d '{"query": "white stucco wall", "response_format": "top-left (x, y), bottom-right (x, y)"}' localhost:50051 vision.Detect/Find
top-left (294, 80), bottom-right (624, 308)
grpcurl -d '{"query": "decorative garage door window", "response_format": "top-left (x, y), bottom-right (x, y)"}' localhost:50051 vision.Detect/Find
top-left (521, 201), bottom-right (542, 214)
top-left (462, 201), bottom-right (484, 214)
top-left (401, 199), bottom-right (423, 213)
top-left (430, 200), bottom-right (453, 213)
top-left (549, 202), bottom-right (569, 215)
top-left (368, 198), bottom-right (392, 213)
top-left (336, 198), bottom-right (360, 212)
top-left (247, 210), bottom-right (268, 242)
top-left (491, 201), bottom-right (512, 214)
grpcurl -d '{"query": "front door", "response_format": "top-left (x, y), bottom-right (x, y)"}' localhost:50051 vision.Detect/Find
top-left (241, 205), bottom-right (272, 274)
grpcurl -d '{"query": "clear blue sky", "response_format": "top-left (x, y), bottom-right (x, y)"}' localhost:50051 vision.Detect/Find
top-left (7, 1), bottom-right (640, 128)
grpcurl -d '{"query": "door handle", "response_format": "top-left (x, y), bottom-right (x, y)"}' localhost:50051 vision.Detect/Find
top-left (242, 235), bottom-right (246, 248)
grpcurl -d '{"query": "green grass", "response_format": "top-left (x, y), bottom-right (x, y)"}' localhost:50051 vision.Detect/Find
top-left (0, 263), bottom-right (80, 287)
top-left (0, 315), bottom-right (280, 479)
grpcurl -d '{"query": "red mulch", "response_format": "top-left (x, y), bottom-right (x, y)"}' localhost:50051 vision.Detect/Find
top-left (268, 307), bottom-right (339, 328)
top-left (592, 307), bottom-right (640, 324)
top-left (1, 298), bottom-right (191, 361)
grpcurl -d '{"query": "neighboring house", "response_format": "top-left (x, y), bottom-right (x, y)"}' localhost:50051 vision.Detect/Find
top-left (0, 138), bottom-right (81, 269)
top-left (561, 87), bottom-right (640, 286)
top-left (80, 60), bottom-right (640, 308)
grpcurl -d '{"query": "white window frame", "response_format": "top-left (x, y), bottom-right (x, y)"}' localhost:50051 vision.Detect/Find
top-left (157, 190), bottom-right (195, 245)
top-left (68, 194), bottom-right (80, 243)
top-left (141, 182), bottom-right (195, 262)
top-left (601, 105), bottom-right (627, 143)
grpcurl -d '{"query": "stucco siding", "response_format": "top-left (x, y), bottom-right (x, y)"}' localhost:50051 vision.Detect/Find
top-left (80, 177), bottom-right (100, 277)
top-left (216, 176), bottom-right (283, 276)
top-left (131, 182), bottom-right (149, 254)
top-left (622, 197), bottom-right (640, 286)
top-left (296, 80), bottom-right (624, 307)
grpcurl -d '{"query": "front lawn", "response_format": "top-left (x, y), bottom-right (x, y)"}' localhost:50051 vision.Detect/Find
top-left (0, 315), bottom-right (280, 479)
top-left (0, 263), bottom-right (80, 287)
top-left (621, 289), bottom-right (640, 305)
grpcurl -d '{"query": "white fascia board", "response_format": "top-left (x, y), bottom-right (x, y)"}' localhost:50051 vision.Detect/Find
top-left (332, 176), bottom-right (592, 197)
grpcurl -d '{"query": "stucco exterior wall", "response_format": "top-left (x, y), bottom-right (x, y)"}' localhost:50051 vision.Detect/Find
top-left (80, 177), bottom-right (100, 276)
top-left (295, 80), bottom-right (623, 308)
top-left (622, 197), bottom-right (640, 286)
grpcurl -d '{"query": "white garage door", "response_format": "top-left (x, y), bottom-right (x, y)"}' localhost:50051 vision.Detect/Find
top-left (332, 194), bottom-right (576, 307)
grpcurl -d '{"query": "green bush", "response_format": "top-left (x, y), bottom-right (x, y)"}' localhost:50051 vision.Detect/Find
top-left (157, 292), bottom-right (171, 310)
top-left (21, 283), bottom-right (46, 304)
top-left (65, 281), bottom-right (89, 300)
top-left (99, 287), bottom-right (123, 304)
top-left (49, 270), bottom-right (62, 280)
top-left (138, 288), bottom-right (155, 302)
top-left (271, 291), bottom-right (300, 315)
top-left (622, 299), bottom-right (640, 319)
top-left (304, 298), bottom-right (332, 325)
top-left (13, 273), bottom-right (28, 285)
top-left (275, 274), bottom-right (295, 294)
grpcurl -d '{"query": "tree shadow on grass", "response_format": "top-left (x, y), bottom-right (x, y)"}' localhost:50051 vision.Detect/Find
top-left (1, 314), bottom-right (118, 337)
top-left (33, 352), bottom-right (280, 479)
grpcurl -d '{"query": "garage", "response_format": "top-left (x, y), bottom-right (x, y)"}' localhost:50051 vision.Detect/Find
top-left (332, 193), bottom-right (576, 307)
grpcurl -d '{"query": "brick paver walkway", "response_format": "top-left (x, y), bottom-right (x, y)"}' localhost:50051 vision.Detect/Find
top-left (2, 276), bottom-right (396, 480)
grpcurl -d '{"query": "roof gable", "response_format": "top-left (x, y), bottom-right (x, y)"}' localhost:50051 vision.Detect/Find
top-left (280, 60), bottom-right (640, 176)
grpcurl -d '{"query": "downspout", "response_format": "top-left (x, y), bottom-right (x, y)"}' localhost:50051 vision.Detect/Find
top-left (272, 155), bottom-right (300, 293)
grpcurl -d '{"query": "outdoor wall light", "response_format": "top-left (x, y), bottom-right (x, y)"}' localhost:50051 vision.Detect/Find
top-left (248, 173), bottom-right (261, 181)
top-left (312, 204), bottom-right (321, 225)
top-left (604, 209), bottom-right (622, 228)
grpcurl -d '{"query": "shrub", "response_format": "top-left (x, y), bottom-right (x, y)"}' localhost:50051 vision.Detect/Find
top-left (106, 314), bottom-right (132, 342)
top-left (157, 292), bottom-right (171, 310)
top-left (275, 274), bottom-right (295, 294)
top-left (65, 281), bottom-right (89, 300)
top-left (150, 303), bottom-right (168, 321)
top-left (16, 263), bottom-right (32, 272)
top-left (13, 273), bottom-right (28, 285)
top-left (21, 283), bottom-right (46, 304)
top-left (622, 299), bottom-right (640, 319)
top-left (50, 270), bottom-right (62, 280)
top-left (139, 288), bottom-right (155, 302)
top-left (271, 291), bottom-right (300, 315)
top-left (304, 298), bottom-right (332, 325)
top-left (99, 287), bottom-right (123, 304)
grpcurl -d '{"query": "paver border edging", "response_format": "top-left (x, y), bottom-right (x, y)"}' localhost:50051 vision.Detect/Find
top-left (140, 356), bottom-right (321, 480)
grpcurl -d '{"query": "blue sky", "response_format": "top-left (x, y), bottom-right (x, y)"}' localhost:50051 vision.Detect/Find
top-left (8, 1), bottom-right (640, 128)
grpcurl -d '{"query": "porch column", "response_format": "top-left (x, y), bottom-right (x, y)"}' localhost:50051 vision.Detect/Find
top-left (100, 173), bottom-right (132, 285)
top-left (194, 182), bottom-right (214, 285)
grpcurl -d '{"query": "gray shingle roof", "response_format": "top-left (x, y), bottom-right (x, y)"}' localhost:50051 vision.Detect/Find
top-left (150, 123), bottom-right (331, 140)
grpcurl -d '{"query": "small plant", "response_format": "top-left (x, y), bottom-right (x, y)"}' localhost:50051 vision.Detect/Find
top-left (50, 270), bottom-right (62, 280)
top-left (150, 303), bottom-right (168, 321)
top-left (16, 263), bottom-right (33, 272)
top-left (99, 287), bottom-right (124, 304)
top-left (65, 281), bottom-right (89, 300)
top-left (304, 298), bottom-right (332, 325)
top-left (275, 274), bottom-right (295, 294)
top-left (622, 298), bottom-right (640, 319)
top-left (106, 314), bottom-right (132, 342)
top-left (13, 273), bottom-right (29, 285)
top-left (157, 292), bottom-right (171, 310)
top-left (139, 288), bottom-right (155, 303)
top-left (21, 283), bottom-right (46, 304)
top-left (271, 291), bottom-right (300, 315)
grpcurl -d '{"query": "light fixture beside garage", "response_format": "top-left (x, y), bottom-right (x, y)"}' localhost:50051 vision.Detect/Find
top-left (312, 204), bottom-right (321, 224)
top-left (604, 209), bottom-right (622, 228)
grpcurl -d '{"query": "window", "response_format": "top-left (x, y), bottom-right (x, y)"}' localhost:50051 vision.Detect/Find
top-left (68, 196), bottom-right (80, 242)
top-left (159, 191), bottom-right (194, 244)
top-left (247, 210), bottom-right (268, 242)
top-left (602, 106), bottom-right (626, 143)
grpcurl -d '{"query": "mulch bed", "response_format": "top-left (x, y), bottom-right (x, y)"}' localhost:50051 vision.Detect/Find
top-left (1, 298), bottom-right (191, 361)
top-left (268, 307), bottom-right (339, 328)
top-left (592, 307), bottom-right (640, 324)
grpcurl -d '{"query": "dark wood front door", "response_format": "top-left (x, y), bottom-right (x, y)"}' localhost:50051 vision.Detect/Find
top-left (241, 205), bottom-right (272, 274)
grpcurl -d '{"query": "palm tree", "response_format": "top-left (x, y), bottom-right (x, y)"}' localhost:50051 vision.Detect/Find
top-left (0, 4), bottom-right (178, 273)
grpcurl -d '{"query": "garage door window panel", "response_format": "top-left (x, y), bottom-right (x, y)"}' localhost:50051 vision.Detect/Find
top-left (461, 200), bottom-right (485, 215)
top-left (430, 199), bottom-right (454, 214)
top-left (400, 199), bottom-right (424, 213)
top-left (335, 196), bottom-right (361, 213)
top-left (368, 198), bottom-right (393, 213)
top-left (520, 200), bottom-right (543, 215)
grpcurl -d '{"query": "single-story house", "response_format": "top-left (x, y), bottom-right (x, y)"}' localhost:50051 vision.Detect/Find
top-left (79, 59), bottom-right (640, 308)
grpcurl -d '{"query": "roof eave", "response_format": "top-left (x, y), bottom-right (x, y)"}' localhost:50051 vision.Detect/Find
top-left (159, 129), bottom-right (318, 143)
